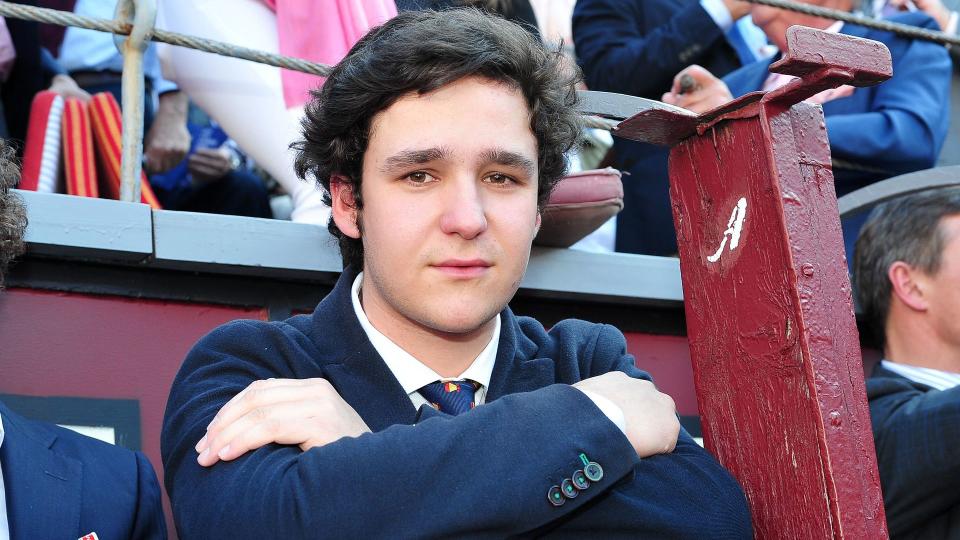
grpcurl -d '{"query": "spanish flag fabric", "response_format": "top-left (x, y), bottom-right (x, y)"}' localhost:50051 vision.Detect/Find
top-left (88, 92), bottom-right (162, 209)
top-left (61, 98), bottom-right (98, 198)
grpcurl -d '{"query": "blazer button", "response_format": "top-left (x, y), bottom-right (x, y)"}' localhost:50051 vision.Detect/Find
top-left (547, 485), bottom-right (566, 507)
top-left (572, 469), bottom-right (590, 490)
top-left (584, 462), bottom-right (604, 482)
top-left (561, 478), bottom-right (579, 499)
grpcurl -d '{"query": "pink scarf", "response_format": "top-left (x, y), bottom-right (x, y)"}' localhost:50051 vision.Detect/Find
top-left (263, 0), bottom-right (397, 108)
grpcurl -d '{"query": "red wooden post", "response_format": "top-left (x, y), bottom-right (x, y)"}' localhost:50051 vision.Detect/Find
top-left (617, 27), bottom-right (891, 538)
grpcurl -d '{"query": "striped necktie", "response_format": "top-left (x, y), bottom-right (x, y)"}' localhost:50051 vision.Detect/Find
top-left (419, 380), bottom-right (480, 415)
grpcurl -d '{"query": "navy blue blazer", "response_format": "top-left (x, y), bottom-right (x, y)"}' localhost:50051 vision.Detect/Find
top-left (866, 365), bottom-right (960, 539)
top-left (0, 401), bottom-right (166, 539)
top-left (162, 267), bottom-right (750, 538)
top-left (573, 0), bottom-right (748, 255)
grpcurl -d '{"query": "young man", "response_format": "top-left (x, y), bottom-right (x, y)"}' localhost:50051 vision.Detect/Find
top-left (855, 188), bottom-right (960, 538)
top-left (0, 143), bottom-right (166, 539)
top-left (162, 10), bottom-right (751, 538)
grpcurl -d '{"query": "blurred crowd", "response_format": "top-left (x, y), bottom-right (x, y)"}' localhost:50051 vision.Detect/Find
top-left (0, 0), bottom-right (955, 259)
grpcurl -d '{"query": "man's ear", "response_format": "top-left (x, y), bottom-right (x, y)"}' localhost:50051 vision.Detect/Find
top-left (888, 261), bottom-right (929, 312)
top-left (330, 175), bottom-right (361, 239)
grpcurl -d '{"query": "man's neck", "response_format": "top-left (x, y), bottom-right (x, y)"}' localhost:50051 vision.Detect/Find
top-left (885, 320), bottom-right (960, 373)
top-left (360, 283), bottom-right (497, 378)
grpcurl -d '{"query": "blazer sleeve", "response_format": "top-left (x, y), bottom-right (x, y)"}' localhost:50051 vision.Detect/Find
top-left (131, 451), bottom-right (168, 540)
top-left (825, 22), bottom-right (951, 176)
top-left (525, 324), bottom-right (752, 539)
top-left (162, 322), bottom-right (641, 539)
top-left (572, 0), bottom-right (727, 97)
top-left (868, 379), bottom-right (960, 536)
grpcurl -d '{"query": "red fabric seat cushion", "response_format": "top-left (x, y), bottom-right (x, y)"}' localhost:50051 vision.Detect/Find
top-left (61, 98), bottom-right (98, 198)
top-left (88, 92), bottom-right (162, 209)
top-left (20, 91), bottom-right (64, 192)
top-left (535, 167), bottom-right (624, 248)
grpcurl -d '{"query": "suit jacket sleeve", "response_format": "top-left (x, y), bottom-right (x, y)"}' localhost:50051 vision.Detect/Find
top-left (132, 451), bottom-right (168, 540)
top-left (824, 20), bottom-right (951, 176)
top-left (523, 324), bottom-right (751, 539)
top-left (163, 321), bottom-right (642, 538)
top-left (868, 378), bottom-right (960, 536)
top-left (572, 0), bottom-right (727, 97)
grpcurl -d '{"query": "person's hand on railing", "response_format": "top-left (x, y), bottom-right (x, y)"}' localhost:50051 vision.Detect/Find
top-left (661, 65), bottom-right (734, 114)
top-left (47, 74), bottom-right (91, 102)
top-left (144, 90), bottom-right (191, 174)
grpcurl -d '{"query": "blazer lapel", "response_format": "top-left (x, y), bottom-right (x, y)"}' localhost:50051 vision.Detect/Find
top-left (724, 56), bottom-right (777, 98)
top-left (0, 405), bottom-right (82, 540)
top-left (306, 268), bottom-right (418, 432)
top-left (486, 309), bottom-right (556, 401)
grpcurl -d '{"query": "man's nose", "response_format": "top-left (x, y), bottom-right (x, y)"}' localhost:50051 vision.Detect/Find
top-left (439, 178), bottom-right (488, 240)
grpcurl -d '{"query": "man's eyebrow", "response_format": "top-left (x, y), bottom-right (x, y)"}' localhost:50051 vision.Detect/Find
top-left (479, 148), bottom-right (537, 176)
top-left (381, 147), bottom-right (450, 173)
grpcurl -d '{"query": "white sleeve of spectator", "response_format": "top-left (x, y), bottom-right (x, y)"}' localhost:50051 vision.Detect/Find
top-left (701, 0), bottom-right (735, 31)
top-left (947, 10), bottom-right (959, 37)
top-left (577, 388), bottom-right (627, 434)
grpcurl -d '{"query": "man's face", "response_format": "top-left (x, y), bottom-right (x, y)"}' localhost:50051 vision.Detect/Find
top-left (752, 0), bottom-right (852, 51)
top-left (925, 215), bottom-right (960, 348)
top-left (342, 76), bottom-right (541, 336)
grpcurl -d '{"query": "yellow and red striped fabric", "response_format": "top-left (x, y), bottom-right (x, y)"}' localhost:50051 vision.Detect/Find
top-left (61, 98), bottom-right (98, 198)
top-left (88, 92), bottom-right (162, 209)
top-left (20, 91), bottom-right (63, 192)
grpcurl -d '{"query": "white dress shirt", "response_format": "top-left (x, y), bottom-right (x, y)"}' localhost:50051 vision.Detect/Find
top-left (350, 273), bottom-right (626, 431)
top-left (880, 360), bottom-right (960, 391)
top-left (0, 415), bottom-right (9, 540)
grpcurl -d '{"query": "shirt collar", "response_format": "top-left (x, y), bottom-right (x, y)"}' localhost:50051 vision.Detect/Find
top-left (880, 360), bottom-right (960, 391)
top-left (351, 272), bottom-right (500, 395)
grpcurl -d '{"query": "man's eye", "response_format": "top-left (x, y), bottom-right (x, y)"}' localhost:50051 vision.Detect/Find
top-left (406, 172), bottom-right (436, 184)
top-left (485, 173), bottom-right (515, 185)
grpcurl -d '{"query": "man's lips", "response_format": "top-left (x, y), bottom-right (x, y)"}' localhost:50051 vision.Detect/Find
top-left (431, 259), bottom-right (492, 277)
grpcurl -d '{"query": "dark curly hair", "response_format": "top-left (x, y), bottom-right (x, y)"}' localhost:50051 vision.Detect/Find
top-left (293, 8), bottom-right (582, 269)
top-left (0, 140), bottom-right (27, 287)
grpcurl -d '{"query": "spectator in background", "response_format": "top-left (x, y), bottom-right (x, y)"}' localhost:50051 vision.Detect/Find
top-left (867, 0), bottom-right (960, 167)
top-left (150, 103), bottom-right (272, 218)
top-left (854, 188), bottom-right (960, 539)
top-left (573, 0), bottom-right (769, 255)
top-left (664, 0), bottom-right (950, 263)
top-left (0, 140), bottom-right (167, 539)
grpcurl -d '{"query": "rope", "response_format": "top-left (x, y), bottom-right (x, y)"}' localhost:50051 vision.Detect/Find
top-left (0, 1), bottom-right (333, 77)
top-left (745, 0), bottom-right (960, 46)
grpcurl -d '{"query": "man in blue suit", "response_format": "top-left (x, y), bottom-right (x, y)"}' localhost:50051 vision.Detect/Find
top-left (663, 0), bottom-right (951, 261)
top-left (0, 143), bottom-right (167, 539)
top-left (573, 0), bottom-right (768, 255)
top-left (162, 9), bottom-right (751, 539)
top-left (853, 188), bottom-right (960, 538)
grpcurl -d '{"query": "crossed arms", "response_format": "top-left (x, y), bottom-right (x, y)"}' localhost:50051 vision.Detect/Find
top-left (162, 320), bottom-right (750, 538)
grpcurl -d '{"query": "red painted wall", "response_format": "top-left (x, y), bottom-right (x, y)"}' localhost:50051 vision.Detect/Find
top-left (0, 288), bottom-right (268, 537)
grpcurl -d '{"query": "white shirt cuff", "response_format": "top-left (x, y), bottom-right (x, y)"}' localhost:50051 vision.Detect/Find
top-left (578, 389), bottom-right (627, 435)
top-left (701, 0), bottom-right (734, 31)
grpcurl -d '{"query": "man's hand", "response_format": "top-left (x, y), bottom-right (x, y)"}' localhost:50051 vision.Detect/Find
top-left (47, 74), bottom-right (91, 102)
top-left (144, 91), bottom-right (191, 174)
top-left (574, 371), bottom-right (680, 458)
top-left (662, 65), bottom-right (734, 114)
top-left (188, 147), bottom-right (235, 184)
top-left (723, 0), bottom-right (752, 20)
top-left (195, 378), bottom-right (372, 467)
